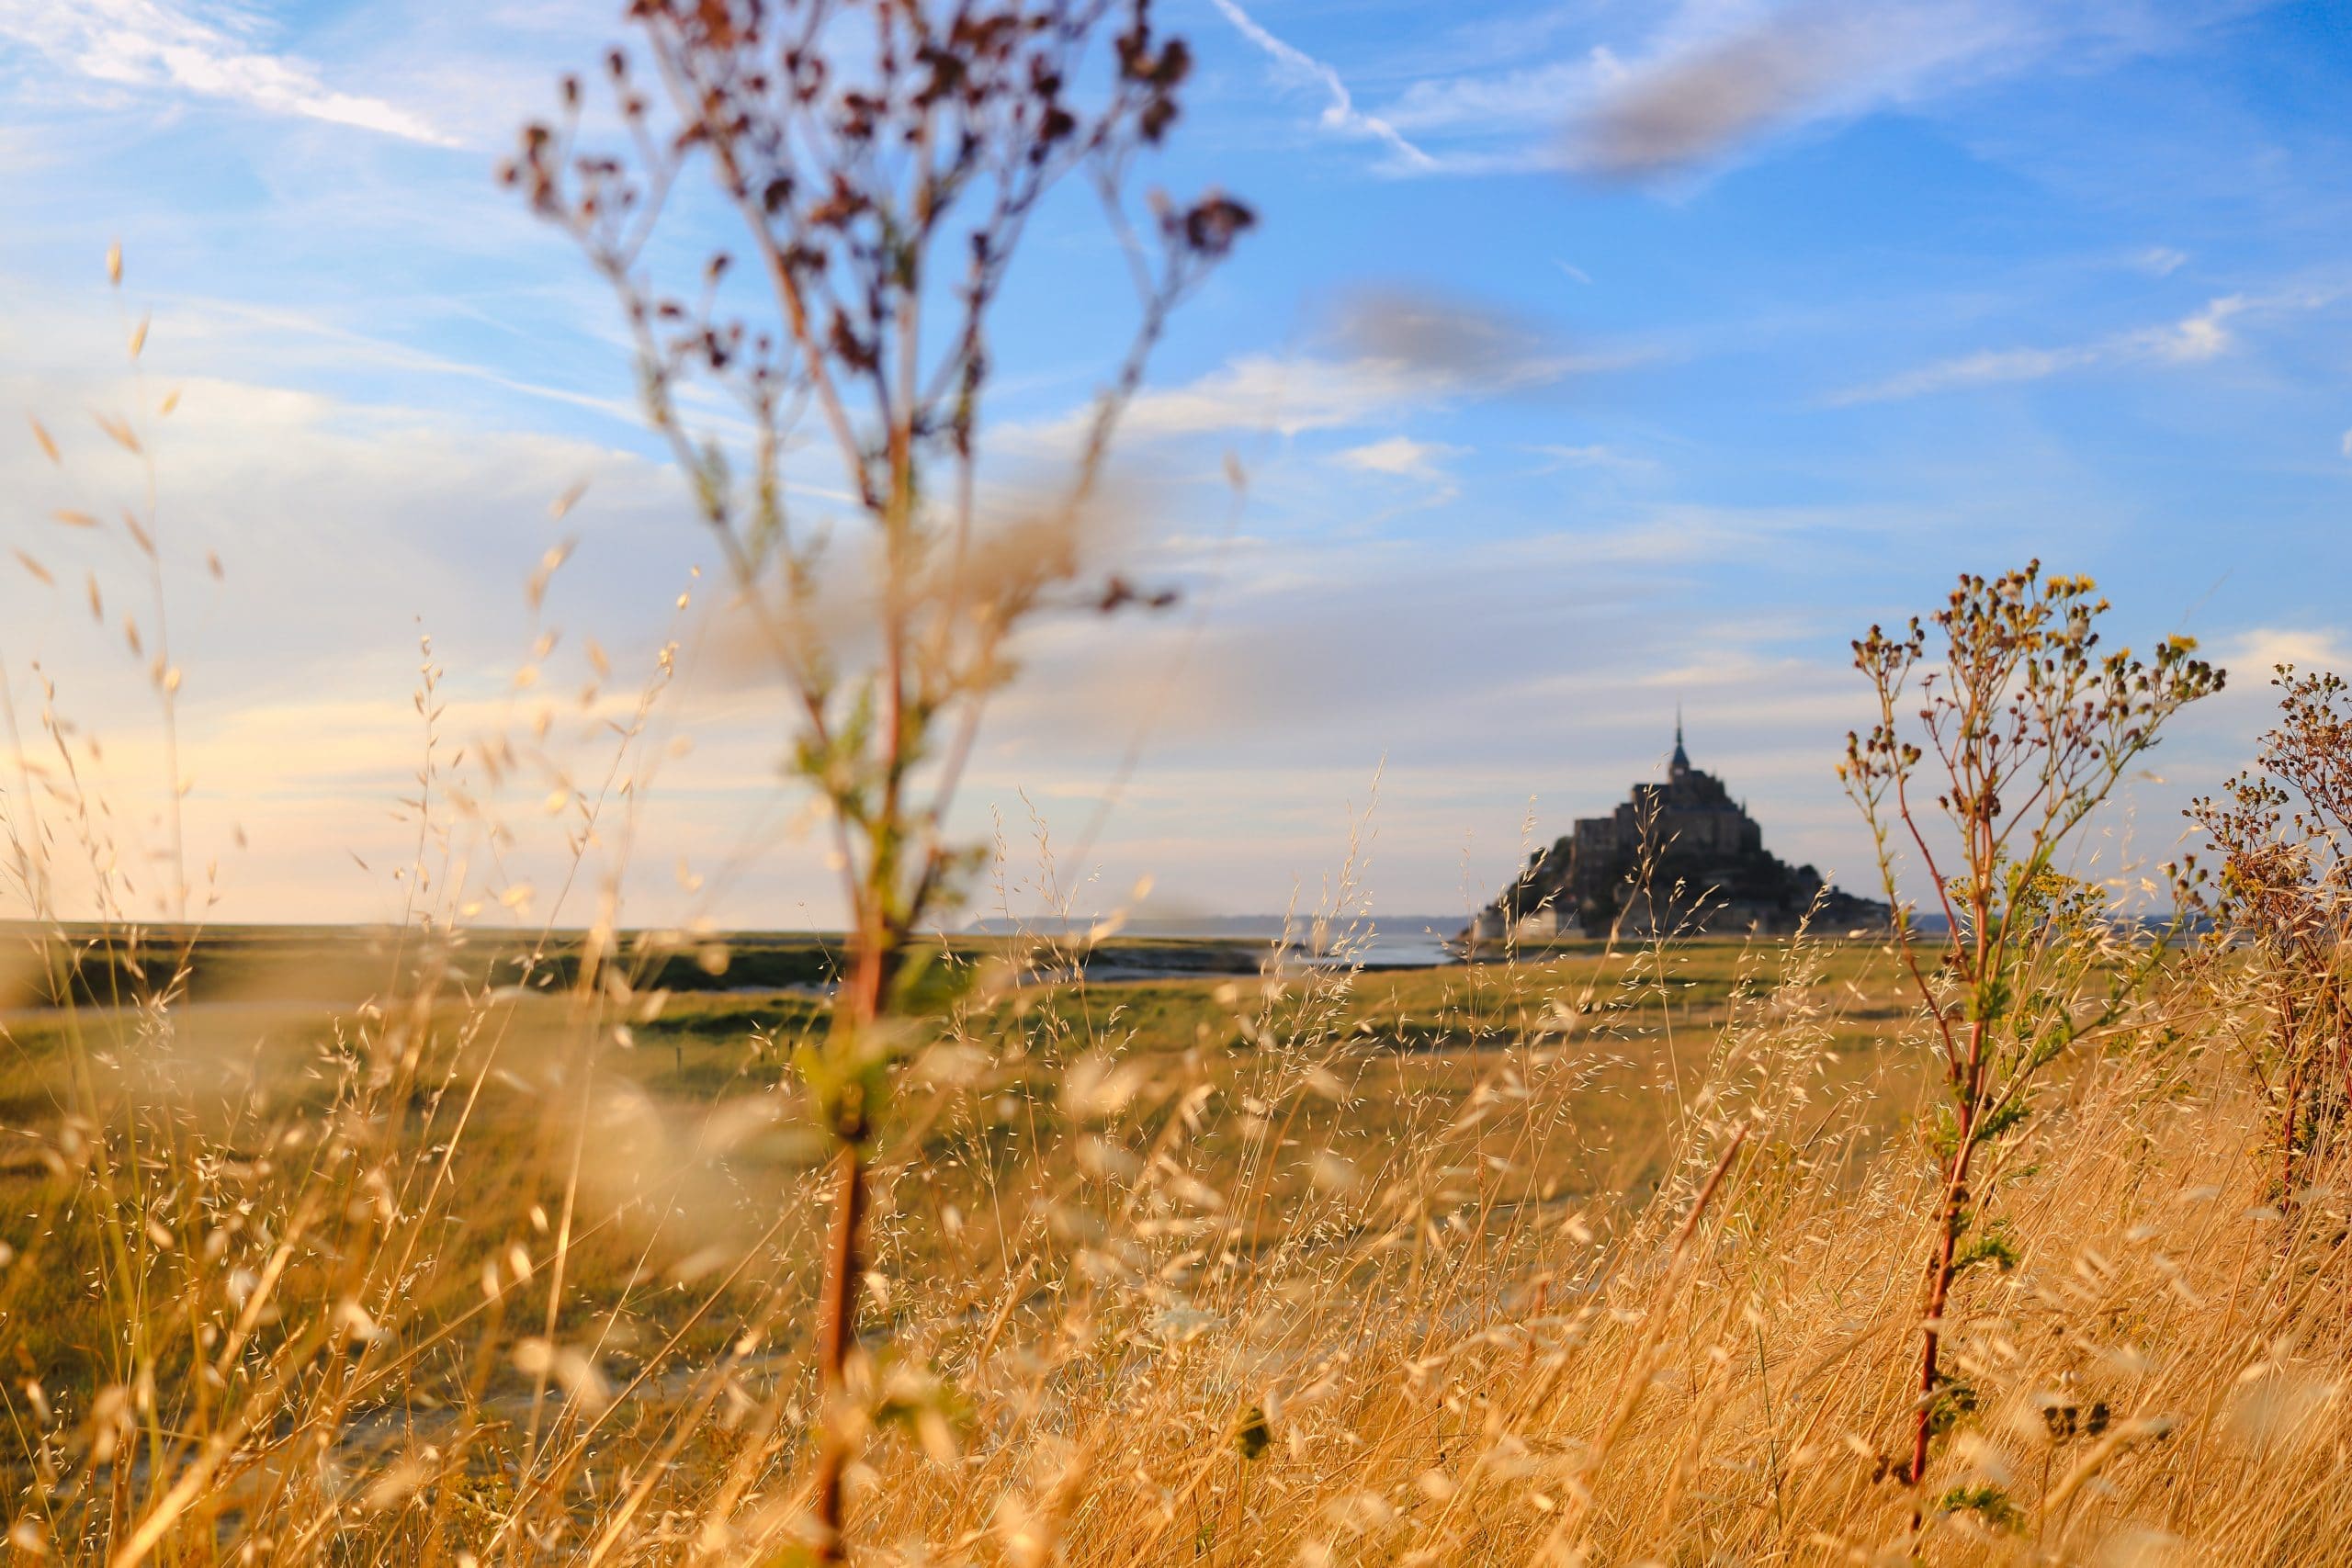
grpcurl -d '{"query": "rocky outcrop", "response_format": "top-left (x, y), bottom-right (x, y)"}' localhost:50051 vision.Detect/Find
top-left (1467, 724), bottom-right (1889, 945)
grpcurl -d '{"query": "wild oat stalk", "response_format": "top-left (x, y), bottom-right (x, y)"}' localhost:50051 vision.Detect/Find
top-left (1838, 562), bottom-right (2221, 1492)
top-left (508, 3), bottom-right (1249, 1554)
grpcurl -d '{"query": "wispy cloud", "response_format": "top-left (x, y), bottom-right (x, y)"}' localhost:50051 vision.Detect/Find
top-left (1003, 290), bottom-right (1644, 453)
top-left (1326, 287), bottom-right (1645, 391)
top-left (1826, 289), bottom-right (2324, 405)
top-left (0, 0), bottom-right (453, 144)
top-left (1206, 0), bottom-right (1437, 172)
top-left (159, 293), bottom-right (647, 426)
top-left (1568, 0), bottom-right (2027, 178)
top-left (1001, 355), bottom-right (1418, 447)
top-left (1335, 436), bottom-right (1462, 483)
top-left (1374, 0), bottom-right (2256, 181)
top-left (1385, 53), bottom-right (1616, 140)
top-left (1828, 344), bottom-right (2098, 404)
top-left (1004, 346), bottom-right (1638, 453)
top-left (1528, 443), bottom-right (1660, 476)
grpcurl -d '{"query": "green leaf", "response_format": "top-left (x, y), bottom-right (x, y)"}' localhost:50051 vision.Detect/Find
top-left (1953, 1220), bottom-right (2019, 1275)
top-left (1936, 1483), bottom-right (2025, 1533)
top-left (1924, 1377), bottom-right (1980, 1438)
top-left (1970, 1098), bottom-right (2030, 1146)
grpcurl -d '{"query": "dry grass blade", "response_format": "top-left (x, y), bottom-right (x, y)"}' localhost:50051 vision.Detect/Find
top-left (92, 411), bottom-right (141, 455)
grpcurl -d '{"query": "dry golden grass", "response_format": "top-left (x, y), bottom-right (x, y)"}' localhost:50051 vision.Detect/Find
top-left (5, 907), bottom-right (2351, 1565)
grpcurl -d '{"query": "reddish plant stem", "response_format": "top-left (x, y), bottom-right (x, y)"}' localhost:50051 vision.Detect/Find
top-left (811, 1140), bottom-right (870, 1559)
top-left (811, 930), bottom-right (895, 1561)
top-left (1909, 1018), bottom-right (1984, 1487)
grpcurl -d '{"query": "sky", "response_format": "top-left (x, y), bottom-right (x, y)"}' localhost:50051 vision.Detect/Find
top-left (2, 0), bottom-right (2349, 932)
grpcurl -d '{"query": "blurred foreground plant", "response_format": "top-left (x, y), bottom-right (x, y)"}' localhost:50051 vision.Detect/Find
top-left (1840, 563), bottom-right (2222, 1492)
top-left (509, 1), bottom-right (1248, 1552)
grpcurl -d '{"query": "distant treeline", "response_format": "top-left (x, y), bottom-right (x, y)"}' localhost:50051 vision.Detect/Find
top-left (0, 924), bottom-right (847, 1010)
top-left (0, 923), bottom-right (1283, 1012)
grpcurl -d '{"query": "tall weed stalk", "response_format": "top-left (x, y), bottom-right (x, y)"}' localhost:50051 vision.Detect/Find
top-left (1841, 562), bottom-right (2221, 1492)
top-left (2190, 666), bottom-right (2352, 1201)
top-left (506, 1), bottom-right (1249, 1553)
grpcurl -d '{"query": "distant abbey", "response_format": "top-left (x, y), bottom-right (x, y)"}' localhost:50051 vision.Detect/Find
top-left (1467, 723), bottom-right (1890, 944)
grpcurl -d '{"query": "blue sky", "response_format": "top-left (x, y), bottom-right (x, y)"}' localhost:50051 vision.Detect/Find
top-left (3, 0), bottom-right (2349, 929)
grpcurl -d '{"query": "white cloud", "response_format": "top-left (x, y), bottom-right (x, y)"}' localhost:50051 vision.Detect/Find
top-left (2132, 245), bottom-right (2190, 277)
top-left (1827, 288), bottom-right (2332, 405)
top-left (1567, 0), bottom-right (2029, 177)
top-left (1828, 344), bottom-right (2096, 404)
top-left (999, 289), bottom-right (1650, 456)
top-left (1335, 436), bottom-right (1462, 482)
top-left (2340, 429), bottom-right (2352, 458)
top-left (1375, 0), bottom-right (2254, 180)
top-left (1206, 0), bottom-right (1437, 172)
top-left (0, 0), bottom-right (453, 144)
top-left (1528, 443), bottom-right (1660, 475)
top-left (1011, 331), bottom-right (1636, 453)
top-left (1386, 54), bottom-right (1616, 138)
top-left (1003, 333), bottom-right (1637, 454)
top-left (2221, 627), bottom-right (2352, 674)
top-left (1003, 355), bottom-right (1430, 449)
top-left (160, 293), bottom-right (648, 427)
top-left (2143, 293), bottom-right (2246, 363)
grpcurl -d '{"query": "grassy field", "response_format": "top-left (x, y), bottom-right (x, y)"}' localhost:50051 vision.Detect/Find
top-left (0, 927), bottom-right (1921, 1377)
top-left (13, 693), bottom-right (2332, 1568)
top-left (0, 921), bottom-right (1946, 1557)
top-left (11, 912), bottom-right (2352, 1562)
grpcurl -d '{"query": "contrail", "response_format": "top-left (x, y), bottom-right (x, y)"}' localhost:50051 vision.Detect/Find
top-left (1206, 0), bottom-right (1438, 172)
